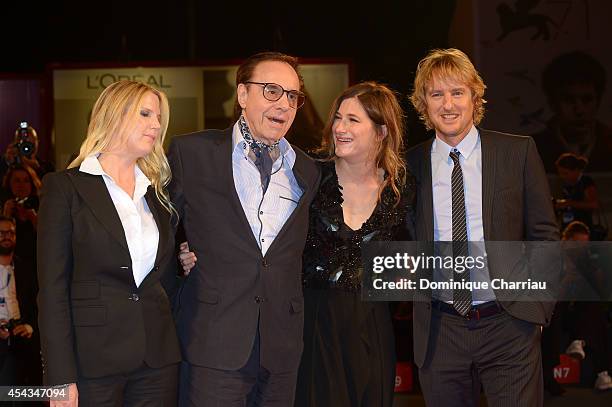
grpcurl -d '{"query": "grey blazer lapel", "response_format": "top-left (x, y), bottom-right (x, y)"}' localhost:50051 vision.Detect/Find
top-left (420, 140), bottom-right (435, 241)
top-left (480, 129), bottom-right (496, 240)
top-left (69, 171), bottom-right (130, 253)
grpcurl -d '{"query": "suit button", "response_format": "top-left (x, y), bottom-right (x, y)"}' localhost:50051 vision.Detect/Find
top-left (262, 259), bottom-right (269, 268)
top-left (254, 296), bottom-right (265, 304)
top-left (129, 293), bottom-right (140, 301)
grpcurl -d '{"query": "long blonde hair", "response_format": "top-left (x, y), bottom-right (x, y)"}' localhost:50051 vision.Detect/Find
top-left (318, 81), bottom-right (406, 205)
top-left (69, 80), bottom-right (174, 215)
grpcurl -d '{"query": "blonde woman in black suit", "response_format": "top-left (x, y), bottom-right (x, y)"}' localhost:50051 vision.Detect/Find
top-left (37, 81), bottom-right (181, 406)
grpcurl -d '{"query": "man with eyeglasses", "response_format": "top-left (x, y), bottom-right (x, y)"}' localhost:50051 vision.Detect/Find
top-left (169, 52), bottom-right (320, 406)
top-left (0, 216), bottom-right (39, 386)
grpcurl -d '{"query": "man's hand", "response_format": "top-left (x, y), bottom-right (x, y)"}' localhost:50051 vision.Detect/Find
top-left (12, 323), bottom-right (33, 338)
top-left (51, 383), bottom-right (78, 407)
top-left (179, 241), bottom-right (197, 276)
top-left (0, 319), bottom-right (9, 340)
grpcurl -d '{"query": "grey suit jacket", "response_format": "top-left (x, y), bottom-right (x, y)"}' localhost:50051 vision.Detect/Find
top-left (406, 129), bottom-right (559, 368)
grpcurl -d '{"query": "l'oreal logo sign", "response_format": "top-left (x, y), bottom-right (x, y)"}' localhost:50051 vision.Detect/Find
top-left (86, 74), bottom-right (171, 89)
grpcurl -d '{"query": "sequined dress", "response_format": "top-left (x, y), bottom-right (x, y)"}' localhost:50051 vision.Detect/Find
top-left (295, 161), bottom-right (414, 407)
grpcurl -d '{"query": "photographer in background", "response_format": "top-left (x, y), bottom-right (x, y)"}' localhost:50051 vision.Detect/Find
top-left (2, 166), bottom-right (40, 268)
top-left (554, 153), bottom-right (600, 234)
top-left (0, 123), bottom-right (54, 195)
top-left (0, 216), bottom-right (36, 385)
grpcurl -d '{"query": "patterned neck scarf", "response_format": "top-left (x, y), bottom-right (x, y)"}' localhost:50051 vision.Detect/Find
top-left (239, 115), bottom-right (276, 193)
top-left (238, 115), bottom-right (279, 153)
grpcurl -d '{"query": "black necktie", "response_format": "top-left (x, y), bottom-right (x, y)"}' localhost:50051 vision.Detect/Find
top-left (449, 150), bottom-right (472, 316)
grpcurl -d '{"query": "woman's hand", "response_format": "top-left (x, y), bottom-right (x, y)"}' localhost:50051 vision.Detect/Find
top-left (12, 323), bottom-right (33, 339)
top-left (179, 241), bottom-right (197, 276)
top-left (22, 207), bottom-right (37, 228)
top-left (50, 383), bottom-right (78, 407)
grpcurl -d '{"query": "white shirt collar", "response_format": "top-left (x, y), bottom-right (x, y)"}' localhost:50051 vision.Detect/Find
top-left (432, 125), bottom-right (479, 160)
top-left (231, 121), bottom-right (297, 168)
top-left (79, 154), bottom-right (151, 200)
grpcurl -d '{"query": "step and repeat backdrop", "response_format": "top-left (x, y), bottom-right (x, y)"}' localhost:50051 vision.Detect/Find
top-left (52, 62), bottom-right (350, 169)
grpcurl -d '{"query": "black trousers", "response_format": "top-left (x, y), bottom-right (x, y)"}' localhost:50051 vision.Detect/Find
top-left (181, 328), bottom-right (297, 407)
top-left (419, 307), bottom-right (543, 407)
top-left (77, 362), bottom-right (179, 407)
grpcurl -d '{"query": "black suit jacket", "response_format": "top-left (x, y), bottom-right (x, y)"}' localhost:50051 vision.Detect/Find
top-left (406, 129), bottom-right (559, 368)
top-left (37, 169), bottom-right (181, 385)
top-left (168, 128), bottom-right (320, 374)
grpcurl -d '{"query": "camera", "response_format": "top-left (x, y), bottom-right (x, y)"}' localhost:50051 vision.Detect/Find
top-left (15, 121), bottom-right (36, 159)
top-left (15, 197), bottom-right (36, 210)
top-left (0, 318), bottom-right (22, 332)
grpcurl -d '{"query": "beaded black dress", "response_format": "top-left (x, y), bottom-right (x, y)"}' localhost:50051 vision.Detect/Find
top-left (295, 161), bottom-right (415, 407)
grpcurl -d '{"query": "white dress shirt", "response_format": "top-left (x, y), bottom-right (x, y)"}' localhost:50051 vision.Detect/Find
top-left (0, 264), bottom-right (20, 321)
top-left (231, 121), bottom-right (303, 256)
top-left (431, 125), bottom-right (494, 303)
top-left (80, 155), bottom-right (159, 287)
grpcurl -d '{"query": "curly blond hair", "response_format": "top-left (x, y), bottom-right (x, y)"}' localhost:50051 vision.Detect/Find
top-left (410, 48), bottom-right (487, 130)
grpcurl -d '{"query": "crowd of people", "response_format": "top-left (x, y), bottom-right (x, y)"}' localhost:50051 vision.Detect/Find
top-left (0, 124), bottom-right (54, 390)
top-left (0, 48), bottom-right (609, 407)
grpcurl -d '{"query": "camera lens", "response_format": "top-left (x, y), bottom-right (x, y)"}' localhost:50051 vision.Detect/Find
top-left (17, 141), bottom-right (34, 158)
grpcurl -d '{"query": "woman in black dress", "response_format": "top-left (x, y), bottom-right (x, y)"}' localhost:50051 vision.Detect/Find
top-left (296, 82), bottom-right (414, 406)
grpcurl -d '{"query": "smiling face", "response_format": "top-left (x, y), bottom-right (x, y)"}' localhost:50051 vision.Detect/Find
top-left (237, 60), bottom-right (300, 145)
top-left (425, 75), bottom-right (475, 146)
top-left (121, 91), bottom-right (162, 160)
top-left (333, 97), bottom-right (382, 164)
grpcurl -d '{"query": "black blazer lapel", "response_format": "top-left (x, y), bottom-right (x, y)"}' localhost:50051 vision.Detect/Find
top-left (69, 171), bottom-right (130, 254)
top-left (144, 187), bottom-right (170, 267)
top-left (265, 150), bottom-right (312, 256)
top-left (480, 129), bottom-right (496, 240)
top-left (216, 127), bottom-right (262, 251)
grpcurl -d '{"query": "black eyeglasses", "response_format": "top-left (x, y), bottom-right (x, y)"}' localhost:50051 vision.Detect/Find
top-left (244, 82), bottom-right (305, 109)
top-left (0, 230), bottom-right (15, 238)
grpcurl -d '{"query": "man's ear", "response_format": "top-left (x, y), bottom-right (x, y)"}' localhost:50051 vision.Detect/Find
top-left (237, 83), bottom-right (248, 109)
